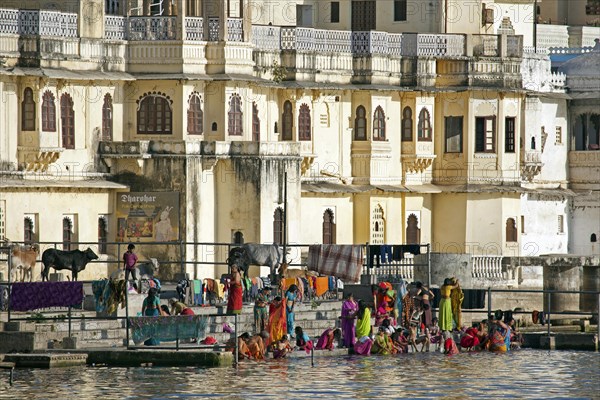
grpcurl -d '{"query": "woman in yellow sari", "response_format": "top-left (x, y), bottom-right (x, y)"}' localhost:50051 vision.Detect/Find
top-left (267, 296), bottom-right (286, 347)
top-left (439, 278), bottom-right (460, 332)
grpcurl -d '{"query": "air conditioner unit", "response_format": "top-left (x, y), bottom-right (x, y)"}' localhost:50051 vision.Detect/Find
top-left (482, 5), bottom-right (494, 25)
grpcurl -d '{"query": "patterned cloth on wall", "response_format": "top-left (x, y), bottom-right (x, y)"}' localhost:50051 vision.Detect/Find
top-left (129, 315), bottom-right (209, 345)
top-left (10, 281), bottom-right (84, 312)
top-left (307, 245), bottom-right (364, 282)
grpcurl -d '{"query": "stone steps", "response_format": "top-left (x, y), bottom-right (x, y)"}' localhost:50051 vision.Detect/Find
top-left (0, 301), bottom-right (346, 351)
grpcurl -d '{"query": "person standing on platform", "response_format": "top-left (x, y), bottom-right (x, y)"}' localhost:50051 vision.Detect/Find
top-left (285, 284), bottom-right (299, 338)
top-left (341, 293), bottom-right (358, 348)
top-left (227, 265), bottom-right (243, 315)
top-left (254, 286), bottom-right (271, 333)
top-left (123, 243), bottom-right (138, 292)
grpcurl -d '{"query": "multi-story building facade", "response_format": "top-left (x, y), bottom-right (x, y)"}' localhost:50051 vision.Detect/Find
top-left (0, 0), bottom-right (597, 281)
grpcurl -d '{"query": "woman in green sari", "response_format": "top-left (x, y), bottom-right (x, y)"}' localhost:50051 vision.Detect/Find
top-left (354, 300), bottom-right (373, 355)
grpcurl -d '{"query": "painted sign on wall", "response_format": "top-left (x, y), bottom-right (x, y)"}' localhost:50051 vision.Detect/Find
top-left (116, 192), bottom-right (179, 242)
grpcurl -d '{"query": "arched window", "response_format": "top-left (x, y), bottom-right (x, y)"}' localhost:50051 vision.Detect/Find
top-left (42, 91), bottom-right (56, 132)
top-left (228, 93), bottom-right (243, 136)
top-left (282, 100), bottom-right (293, 141)
top-left (298, 103), bottom-right (311, 141)
top-left (591, 233), bottom-right (598, 243)
top-left (322, 209), bottom-right (336, 244)
top-left (252, 102), bottom-right (260, 141)
top-left (506, 218), bottom-right (517, 242)
top-left (24, 217), bottom-right (34, 245)
top-left (273, 207), bottom-right (284, 245)
top-left (61, 93), bottom-right (75, 149)
top-left (373, 106), bottom-right (386, 141)
top-left (418, 108), bottom-right (432, 141)
top-left (371, 205), bottom-right (385, 244)
top-left (137, 94), bottom-right (173, 134)
top-left (402, 107), bottom-right (413, 142)
top-left (63, 217), bottom-right (73, 251)
top-left (354, 105), bottom-right (367, 141)
top-left (102, 94), bottom-right (113, 140)
top-left (98, 217), bottom-right (108, 254)
top-left (187, 93), bottom-right (203, 135)
top-left (22, 88), bottom-right (36, 131)
top-left (406, 214), bottom-right (421, 245)
top-left (233, 231), bottom-right (245, 245)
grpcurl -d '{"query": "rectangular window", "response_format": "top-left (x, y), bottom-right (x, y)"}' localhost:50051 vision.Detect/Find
top-left (475, 116), bottom-right (496, 153)
top-left (520, 215), bottom-right (525, 234)
top-left (558, 215), bottom-right (564, 234)
top-left (444, 116), bottom-right (463, 153)
top-left (555, 126), bottom-right (562, 144)
top-left (0, 200), bottom-right (5, 241)
top-left (331, 2), bottom-right (340, 23)
top-left (505, 117), bottom-right (515, 153)
top-left (394, 0), bottom-right (407, 21)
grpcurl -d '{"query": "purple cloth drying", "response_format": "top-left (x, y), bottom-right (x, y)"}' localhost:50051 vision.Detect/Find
top-left (10, 282), bottom-right (84, 311)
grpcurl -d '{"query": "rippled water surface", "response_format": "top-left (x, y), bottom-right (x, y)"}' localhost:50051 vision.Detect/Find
top-left (2, 350), bottom-right (599, 399)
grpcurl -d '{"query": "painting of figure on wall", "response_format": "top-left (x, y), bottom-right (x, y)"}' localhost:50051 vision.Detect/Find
top-left (154, 206), bottom-right (174, 242)
top-left (116, 192), bottom-right (180, 243)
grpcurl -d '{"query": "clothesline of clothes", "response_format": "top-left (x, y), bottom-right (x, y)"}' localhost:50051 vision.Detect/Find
top-left (367, 244), bottom-right (423, 269)
top-left (281, 275), bottom-right (343, 300)
top-left (178, 276), bottom-right (274, 306)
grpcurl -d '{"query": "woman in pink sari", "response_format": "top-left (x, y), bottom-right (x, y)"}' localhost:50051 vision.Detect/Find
top-left (341, 293), bottom-right (358, 348)
top-left (315, 328), bottom-right (341, 351)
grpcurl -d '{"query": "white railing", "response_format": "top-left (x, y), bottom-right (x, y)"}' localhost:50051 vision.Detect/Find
top-left (548, 46), bottom-right (594, 54)
top-left (523, 151), bottom-right (542, 164)
top-left (227, 17), bottom-right (243, 42)
top-left (418, 34), bottom-right (464, 57)
top-left (524, 45), bottom-right (549, 54)
top-left (104, 15), bottom-right (127, 40)
top-left (471, 255), bottom-right (504, 278)
top-left (185, 17), bottom-right (204, 41)
top-left (251, 25), bottom-right (281, 51)
top-left (0, 9), bottom-right (78, 37)
top-left (536, 24), bottom-right (569, 50)
top-left (375, 260), bottom-right (415, 282)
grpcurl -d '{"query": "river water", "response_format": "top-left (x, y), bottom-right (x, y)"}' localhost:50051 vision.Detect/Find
top-left (2, 349), bottom-right (599, 399)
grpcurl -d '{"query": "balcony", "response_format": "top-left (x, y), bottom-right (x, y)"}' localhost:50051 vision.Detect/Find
top-left (350, 141), bottom-right (392, 184)
top-left (521, 151), bottom-right (543, 182)
top-left (569, 151), bottom-right (600, 189)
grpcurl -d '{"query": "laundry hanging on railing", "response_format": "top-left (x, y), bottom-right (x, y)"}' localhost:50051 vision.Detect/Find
top-left (10, 281), bottom-right (84, 312)
top-left (129, 315), bottom-right (210, 345)
top-left (307, 245), bottom-right (364, 282)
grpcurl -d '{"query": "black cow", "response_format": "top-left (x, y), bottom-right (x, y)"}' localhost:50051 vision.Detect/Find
top-left (227, 244), bottom-right (287, 281)
top-left (41, 248), bottom-right (99, 281)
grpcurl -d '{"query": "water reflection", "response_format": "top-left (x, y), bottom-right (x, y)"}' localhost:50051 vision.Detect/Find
top-left (1, 350), bottom-right (599, 399)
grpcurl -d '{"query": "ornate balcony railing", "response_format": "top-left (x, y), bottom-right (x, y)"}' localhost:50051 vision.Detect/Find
top-left (227, 18), bottom-right (243, 42)
top-left (472, 34), bottom-right (499, 57)
top-left (105, 15), bottom-right (127, 40)
top-left (0, 8), bottom-right (78, 37)
top-left (472, 255), bottom-right (504, 278)
top-left (185, 17), bottom-right (204, 41)
top-left (128, 16), bottom-right (176, 41)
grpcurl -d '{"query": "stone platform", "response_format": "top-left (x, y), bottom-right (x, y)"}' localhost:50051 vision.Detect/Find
top-left (2, 353), bottom-right (88, 368)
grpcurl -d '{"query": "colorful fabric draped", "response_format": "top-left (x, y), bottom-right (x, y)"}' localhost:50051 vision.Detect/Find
top-left (402, 294), bottom-right (414, 328)
top-left (353, 336), bottom-right (373, 355)
top-left (355, 308), bottom-right (372, 339)
top-left (371, 333), bottom-right (393, 355)
top-left (267, 302), bottom-right (287, 346)
top-left (129, 315), bottom-right (209, 345)
top-left (341, 299), bottom-right (358, 347)
top-left (487, 327), bottom-right (507, 353)
top-left (460, 328), bottom-right (480, 349)
top-left (444, 338), bottom-right (459, 356)
top-left (315, 329), bottom-right (335, 350)
top-left (439, 297), bottom-right (453, 331)
top-left (92, 279), bottom-right (111, 312)
top-left (253, 293), bottom-right (269, 333)
top-left (227, 282), bottom-right (243, 314)
top-left (450, 285), bottom-right (464, 328)
top-left (10, 282), bottom-right (84, 312)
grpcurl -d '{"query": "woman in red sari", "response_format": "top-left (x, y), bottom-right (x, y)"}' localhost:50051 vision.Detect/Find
top-left (227, 265), bottom-right (243, 315)
top-left (460, 326), bottom-right (480, 351)
top-left (315, 328), bottom-right (341, 351)
top-left (267, 296), bottom-right (287, 346)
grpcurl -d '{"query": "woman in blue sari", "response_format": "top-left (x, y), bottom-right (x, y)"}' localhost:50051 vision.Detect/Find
top-left (285, 284), bottom-right (298, 338)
